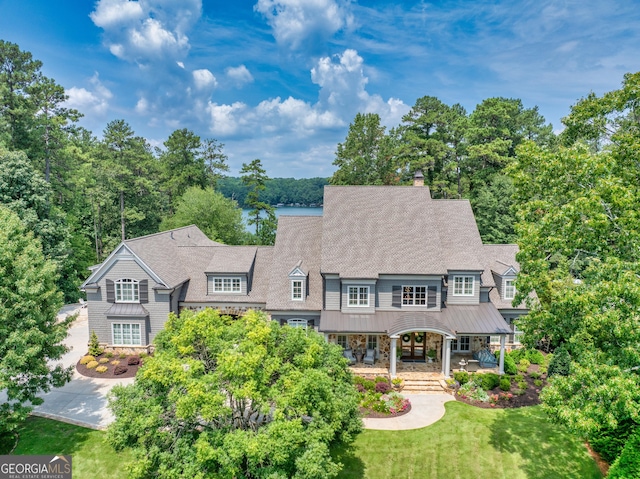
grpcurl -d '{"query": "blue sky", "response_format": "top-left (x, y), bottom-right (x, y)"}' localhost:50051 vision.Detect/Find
top-left (1, 0), bottom-right (639, 178)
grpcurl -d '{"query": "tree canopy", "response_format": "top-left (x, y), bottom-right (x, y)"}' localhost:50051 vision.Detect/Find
top-left (0, 206), bottom-right (72, 438)
top-left (107, 309), bottom-right (361, 479)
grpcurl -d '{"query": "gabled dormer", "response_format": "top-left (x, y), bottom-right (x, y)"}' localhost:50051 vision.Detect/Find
top-left (289, 261), bottom-right (308, 301)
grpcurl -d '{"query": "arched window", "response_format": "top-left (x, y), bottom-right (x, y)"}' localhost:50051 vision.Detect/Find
top-left (115, 278), bottom-right (139, 303)
top-left (287, 318), bottom-right (308, 329)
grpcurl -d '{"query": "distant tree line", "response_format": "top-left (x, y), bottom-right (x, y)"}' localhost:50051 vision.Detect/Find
top-left (217, 176), bottom-right (328, 208)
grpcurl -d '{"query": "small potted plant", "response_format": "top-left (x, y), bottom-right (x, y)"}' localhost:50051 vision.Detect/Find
top-left (391, 377), bottom-right (404, 391)
top-left (427, 349), bottom-right (437, 363)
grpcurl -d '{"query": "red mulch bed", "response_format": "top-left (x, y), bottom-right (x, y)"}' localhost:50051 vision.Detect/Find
top-left (76, 353), bottom-right (144, 379)
top-left (454, 364), bottom-right (546, 409)
top-left (360, 402), bottom-right (412, 419)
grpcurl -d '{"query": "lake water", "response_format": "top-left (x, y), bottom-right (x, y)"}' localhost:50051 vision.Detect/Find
top-left (242, 206), bottom-right (323, 233)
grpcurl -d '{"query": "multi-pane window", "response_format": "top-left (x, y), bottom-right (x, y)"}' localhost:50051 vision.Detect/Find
top-left (213, 277), bottom-right (241, 293)
top-left (504, 279), bottom-right (516, 300)
top-left (291, 280), bottom-right (303, 300)
top-left (453, 276), bottom-right (474, 296)
top-left (402, 286), bottom-right (426, 305)
top-left (112, 323), bottom-right (141, 345)
top-left (513, 323), bottom-right (523, 345)
top-left (348, 286), bottom-right (369, 307)
top-left (337, 335), bottom-right (348, 349)
top-left (367, 335), bottom-right (377, 351)
top-left (452, 335), bottom-right (470, 351)
top-left (115, 279), bottom-right (139, 302)
top-left (287, 318), bottom-right (308, 328)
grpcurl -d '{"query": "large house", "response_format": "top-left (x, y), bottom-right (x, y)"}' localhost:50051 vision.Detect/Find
top-left (81, 176), bottom-right (527, 378)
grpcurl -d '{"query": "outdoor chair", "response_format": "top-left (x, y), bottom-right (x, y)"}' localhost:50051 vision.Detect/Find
top-left (363, 348), bottom-right (376, 365)
top-left (343, 348), bottom-right (356, 365)
top-left (473, 349), bottom-right (497, 368)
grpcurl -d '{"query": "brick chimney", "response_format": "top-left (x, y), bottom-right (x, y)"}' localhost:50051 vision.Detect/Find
top-left (413, 170), bottom-right (424, 187)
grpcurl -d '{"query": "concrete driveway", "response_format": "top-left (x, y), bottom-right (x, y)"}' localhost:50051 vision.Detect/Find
top-left (29, 306), bottom-right (135, 430)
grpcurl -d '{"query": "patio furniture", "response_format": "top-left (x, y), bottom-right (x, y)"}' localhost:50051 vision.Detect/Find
top-left (473, 349), bottom-right (498, 368)
top-left (343, 349), bottom-right (356, 365)
top-left (363, 348), bottom-right (376, 365)
top-left (466, 359), bottom-right (479, 372)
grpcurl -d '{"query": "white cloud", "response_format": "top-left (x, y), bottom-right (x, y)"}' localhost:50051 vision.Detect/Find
top-left (193, 69), bottom-right (218, 89)
top-left (177, 61), bottom-right (185, 68)
top-left (206, 102), bottom-right (248, 136)
top-left (135, 97), bottom-right (149, 114)
top-left (225, 65), bottom-right (254, 86)
top-left (254, 0), bottom-right (353, 50)
top-left (65, 73), bottom-right (113, 116)
top-left (90, 0), bottom-right (202, 63)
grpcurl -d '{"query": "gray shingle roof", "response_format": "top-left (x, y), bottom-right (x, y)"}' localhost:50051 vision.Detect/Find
top-left (266, 216), bottom-right (323, 311)
top-left (205, 247), bottom-right (257, 273)
top-left (483, 244), bottom-right (527, 310)
top-left (321, 186), bottom-right (484, 278)
top-left (125, 225), bottom-right (220, 288)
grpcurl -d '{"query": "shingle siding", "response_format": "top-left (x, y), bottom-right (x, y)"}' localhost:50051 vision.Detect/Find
top-left (86, 259), bottom-right (171, 346)
top-left (341, 283), bottom-right (376, 314)
top-left (446, 273), bottom-right (481, 305)
top-left (325, 278), bottom-right (341, 310)
top-left (377, 278), bottom-right (441, 311)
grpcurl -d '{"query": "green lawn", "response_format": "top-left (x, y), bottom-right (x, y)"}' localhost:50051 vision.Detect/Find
top-left (3, 403), bottom-right (601, 479)
top-left (6, 417), bottom-right (133, 479)
top-left (333, 401), bottom-right (602, 479)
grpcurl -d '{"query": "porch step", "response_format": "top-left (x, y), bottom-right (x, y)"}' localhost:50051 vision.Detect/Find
top-left (401, 379), bottom-right (447, 394)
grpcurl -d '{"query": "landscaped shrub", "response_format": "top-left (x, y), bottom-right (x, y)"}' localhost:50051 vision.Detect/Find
top-left (353, 376), bottom-right (366, 386)
top-left (80, 355), bottom-right (95, 365)
top-left (517, 380), bottom-right (527, 390)
top-left (86, 360), bottom-right (99, 369)
top-left (607, 430), bottom-right (640, 479)
top-left (589, 420), bottom-right (637, 463)
top-left (503, 354), bottom-right (517, 375)
top-left (111, 360), bottom-right (120, 366)
top-left (127, 356), bottom-right (140, 366)
top-left (529, 371), bottom-right (541, 379)
top-left (533, 379), bottom-right (543, 387)
top-left (499, 378), bottom-right (511, 391)
top-left (374, 376), bottom-right (388, 383)
top-left (548, 345), bottom-right (571, 376)
top-left (88, 330), bottom-right (103, 357)
top-left (517, 358), bottom-right (531, 374)
top-left (106, 351), bottom-right (114, 358)
top-left (139, 352), bottom-right (148, 359)
top-left (481, 373), bottom-right (500, 391)
top-left (96, 365), bottom-right (108, 373)
top-left (375, 382), bottom-right (390, 393)
top-left (525, 349), bottom-right (545, 365)
top-left (453, 371), bottom-right (469, 385)
top-left (119, 353), bottom-right (127, 359)
top-left (114, 365), bottom-right (128, 375)
top-left (99, 358), bottom-right (110, 364)
top-left (508, 348), bottom-right (526, 363)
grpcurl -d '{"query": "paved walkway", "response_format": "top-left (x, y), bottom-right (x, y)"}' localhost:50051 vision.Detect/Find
top-left (32, 306), bottom-right (134, 430)
top-left (362, 393), bottom-right (454, 430)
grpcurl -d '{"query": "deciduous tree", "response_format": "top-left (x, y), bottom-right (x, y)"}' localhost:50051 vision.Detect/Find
top-left (240, 159), bottom-right (276, 245)
top-left (107, 309), bottom-right (361, 479)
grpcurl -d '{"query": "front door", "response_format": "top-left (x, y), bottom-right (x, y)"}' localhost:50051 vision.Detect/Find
top-left (401, 333), bottom-right (425, 361)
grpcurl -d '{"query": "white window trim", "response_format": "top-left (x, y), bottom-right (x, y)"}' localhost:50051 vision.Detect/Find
top-left (287, 318), bottom-right (308, 328)
top-left (367, 334), bottom-right (378, 352)
top-left (402, 285), bottom-right (427, 306)
top-left (452, 335), bottom-right (471, 352)
top-left (115, 278), bottom-right (139, 303)
top-left (504, 279), bottom-right (516, 300)
top-left (212, 277), bottom-right (242, 294)
top-left (348, 286), bottom-right (370, 307)
top-left (513, 323), bottom-right (523, 345)
top-left (452, 276), bottom-right (474, 296)
top-left (112, 323), bottom-right (142, 346)
top-left (291, 279), bottom-right (304, 301)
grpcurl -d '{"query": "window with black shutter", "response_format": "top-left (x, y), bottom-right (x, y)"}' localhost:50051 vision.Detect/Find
top-left (392, 285), bottom-right (401, 308)
top-left (106, 279), bottom-right (115, 303)
top-left (139, 279), bottom-right (149, 303)
top-left (427, 286), bottom-right (437, 308)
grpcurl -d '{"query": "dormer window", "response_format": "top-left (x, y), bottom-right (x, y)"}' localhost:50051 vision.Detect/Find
top-left (453, 276), bottom-right (474, 296)
top-left (504, 279), bottom-right (515, 300)
top-left (115, 279), bottom-right (139, 303)
top-left (348, 286), bottom-right (369, 307)
top-left (291, 279), bottom-right (304, 301)
top-left (213, 277), bottom-right (241, 293)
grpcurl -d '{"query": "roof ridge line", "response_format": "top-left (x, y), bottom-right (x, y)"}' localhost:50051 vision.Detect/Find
top-left (125, 224), bottom-right (198, 242)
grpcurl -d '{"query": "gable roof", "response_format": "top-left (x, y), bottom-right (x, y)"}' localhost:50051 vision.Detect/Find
top-left (483, 244), bottom-right (527, 310)
top-left (266, 216), bottom-right (323, 311)
top-left (321, 186), bottom-right (484, 278)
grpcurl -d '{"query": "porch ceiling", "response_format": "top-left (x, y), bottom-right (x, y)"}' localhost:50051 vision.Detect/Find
top-left (319, 303), bottom-right (511, 336)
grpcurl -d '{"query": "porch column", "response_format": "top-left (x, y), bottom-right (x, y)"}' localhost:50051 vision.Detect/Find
top-left (389, 336), bottom-right (398, 378)
top-left (499, 335), bottom-right (506, 375)
top-left (324, 333), bottom-right (329, 342)
top-left (443, 338), bottom-right (452, 378)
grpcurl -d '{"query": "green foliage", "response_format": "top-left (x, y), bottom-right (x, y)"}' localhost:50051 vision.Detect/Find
top-left (0, 206), bottom-right (72, 436)
top-left (107, 309), bottom-right (361, 478)
top-left (86, 361), bottom-right (99, 369)
top-left (80, 355), bottom-right (95, 365)
top-left (453, 371), bottom-right (469, 385)
top-left (240, 159), bottom-right (276, 245)
top-left (217, 177), bottom-right (328, 208)
top-left (508, 348), bottom-right (525, 363)
top-left (98, 358), bottom-right (109, 364)
top-left (525, 349), bottom-right (545, 365)
top-left (480, 373), bottom-right (501, 391)
top-left (88, 330), bottom-right (103, 357)
top-left (499, 378), bottom-right (511, 391)
top-left (588, 420), bottom-right (637, 464)
top-left (96, 366), bottom-right (108, 374)
top-left (503, 353), bottom-right (517, 375)
top-left (374, 376), bottom-right (388, 383)
top-left (607, 429), bottom-right (640, 479)
top-left (547, 345), bottom-right (571, 377)
top-left (529, 371), bottom-right (541, 379)
top-left (160, 186), bottom-right (247, 245)
top-left (534, 380), bottom-right (543, 387)
top-left (517, 358), bottom-right (531, 374)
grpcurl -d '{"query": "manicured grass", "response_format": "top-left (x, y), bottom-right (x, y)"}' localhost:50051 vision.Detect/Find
top-left (333, 402), bottom-right (602, 479)
top-left (7, 417), bottom-right (133, 479)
